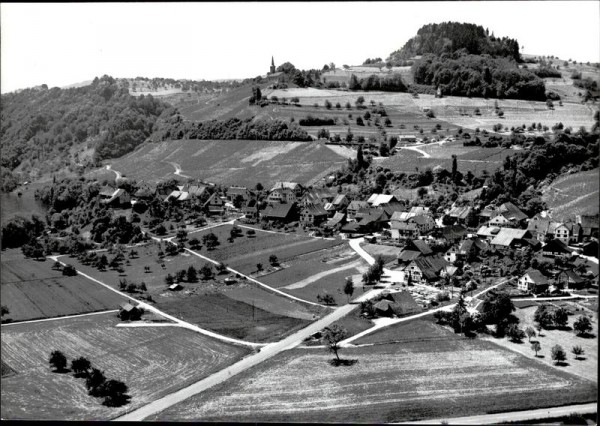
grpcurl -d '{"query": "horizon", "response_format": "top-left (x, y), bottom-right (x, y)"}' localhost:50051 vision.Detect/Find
top-left (1, 1), bottom-right (599, 94)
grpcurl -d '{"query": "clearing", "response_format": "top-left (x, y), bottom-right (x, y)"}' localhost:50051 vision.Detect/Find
top-left (0, 313), bottom-right (250, 420)
top-left (1, 249), bottom-right (126, 322)
top-left (152, 317), bottom-right (596, 422)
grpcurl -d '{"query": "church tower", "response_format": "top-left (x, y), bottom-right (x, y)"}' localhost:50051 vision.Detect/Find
top-left (269, 56), bottom-right (276, 74)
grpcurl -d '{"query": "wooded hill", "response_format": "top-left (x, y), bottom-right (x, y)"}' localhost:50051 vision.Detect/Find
top-left (0, 75), bottom-right (173, 189)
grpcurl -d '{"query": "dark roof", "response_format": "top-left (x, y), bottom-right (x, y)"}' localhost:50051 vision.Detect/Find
top-left (410, 215), bottom-right (433, 225)
top-left (379, 202), bottom-right (406, 217)
top-left (302, 202), bottom-right (328, 216)
top-left (406, 239), bottom-right (433, 255)
top-left (565, 270), bottom-right (585, 283)
top-left (498, 202), bottom-right (528, 221)
top-left (120, 302), bottom-right (139, 312)
top-left (438, 225), bottom-right (468, 241)
top-left (325, 212), bottom-right (346, 228)
top-left (347, 200), bottom-right (369, 211)
top-left (389, 291), bottom-right (422, 315)
top-left (397, 250), bottom-right (422, 263)
top-left (412, 256), bottom-right (448, 280)
top-left (542, 239), bottom-right (573, 253)
top-left (263, 202), bottom-right (295, 219)
top-left (99, 186), bottom-right (116, 197)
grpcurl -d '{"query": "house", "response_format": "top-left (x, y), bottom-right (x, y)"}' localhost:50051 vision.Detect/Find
top-left (577, 214), bottom-right (599, 240)
top-left (446, 205), bottom-right (472, 225)
top-left (433, 224), bottom-right (469, 244)
top-left (331, 194), bottom-right (349, 210)
top-left (490, 228), bottom-right (532, 250)
top-left (542, 239), bottom-right (573, 257)
top-left (444, 239), bottom-right (484, 263)
top-left (399, 135), bottom-right (417, 143)
top-left (324, 212), bottom-right (346, 230)
top-left (242, 199), bottom-right (260, 222)
top-left (391, 221), bottom-right (420, 239)
top-left (528, 218), bottom-right (579, 244)
top-left (168, 283), bottom-right (183, 291)
top-left (562, 270), bottom-right (587, 290)
top-left (354, 209), bottom-right (390, 233)
top-left (203, 193), bottom-right (225, 215)
top-left (376, 291), bottom-right (422, 316)
top-left (367, 193), bottom-right (399, 207)
top-left (261, 202), bottom-right (297, 223)
top-left (518, 269), bottom-right (549, 294)
top-left (100, 188), bottom-right (131, 207)
top-left (347, 200), bottom-right (370, 220)
top-left (378, 201), bottom-right (406, 218)
top-left (118, 302), bottom-right (142, 321)
top-left (397, 239), bottom-right (434, 265)
top-left (390, 212), bottom-right (435, 240)
top-left (270, 182), bottom-right (303, 196)
top-left (582, 240), bottom-right (599, 257)
top-left (133, 182), bottom-right (157, 199)
top-left (300, 189), bottom-right (334, 206)
top-left (300, 202), bottom-right (329, 227)
top-left (227, 186), bottom-right (252, 203)
top-left (486, 202), bottom-right (528, 228)
top-left (267, 186), bottom-right (296, 204)
top-left (403, 255), bottom-right (449, 285)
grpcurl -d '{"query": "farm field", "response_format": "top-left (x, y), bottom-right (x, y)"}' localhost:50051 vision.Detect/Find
top-left (541, 168), bottom-right (599, 221)
top-left (152, 318), bottom-right (597, 423)
top-left (360, 243), bottom-right (402, 264)
top-left (1, 249), bottom-right (127, 322)
top-left (65, 241), bottom-right (322, 342)
top-left (283, 266), bottom-right (368, 305)
top-left (102, 139), bottom-right (349, 188)
top-left (267, 89), bottom-right (597, 132)
top-left (484, 303), bottom-right (598, 382)
top-left (380, 149), bottom-right (503, 174)
top-left (0, 314), bottom-right (250, 420)
top-left (154, 293), bottom-right (311, 343)
top-left (190, 224), bottom-right (344, 275)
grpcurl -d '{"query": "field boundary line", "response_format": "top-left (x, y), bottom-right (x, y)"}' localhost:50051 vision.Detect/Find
top-left (235, 223), bottom-right (336, 240)
top-left (1, 309), bottom-right (119, 327)
top-left (183, 248), bottom-right (329, 308)
top-left (47, 255), bottom-right (263, 348)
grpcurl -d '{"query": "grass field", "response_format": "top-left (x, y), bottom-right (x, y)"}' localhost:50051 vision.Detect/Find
top-left (542, 168), bottom-right (599, 221)
top-left (65, 241), bottom-right (322, 342)
top-left (0, 313), bottom-right (250, 420)
top-left (485, 303), bottom-right (598, 382)
top-left (152, 318), bottom-right (597, 422)
top-left (1, 249), bottom-right (127, 322)
top-left (190, 225), bottom-right (344, 275)
top-left (154, 293), bottom-right (312, 343)
top-left (360, 243), bottom-right (402, 264)
top-left (102, 139), bottom-right (349, 187)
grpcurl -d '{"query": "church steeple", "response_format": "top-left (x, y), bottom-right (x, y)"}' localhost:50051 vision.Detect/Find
top-left (269, 56), bottom-right (276, 74)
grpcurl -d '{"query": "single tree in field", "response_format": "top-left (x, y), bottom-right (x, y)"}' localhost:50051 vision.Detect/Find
top-left (49, 350), bottom-right (68, 372)
top-left (321, 325), bottom-right (348, 363)
top-left (551, 344), bottom-right (567, 365)
top-left (101, 379), bottom-right (130, 407)
top-left (525, 326), bottom-right (536, 342)
top-left (343, 277), bottom-right (354, 302)
top-left (256, 263), bottom-right (263, 274)
top-left (506, 324), bottom-right (526, 343)
top-left (355, 96), bottom-right (365, 108)
top-left (572, 345), bottom-right (585, 360)
top-left (86, 368), bottom-right (107, 397)
top-left (202, 233), bottom-right (220, 250)
top-left (573, 316), bottom-right (592, 336)
top-left (269, 254), bottom-right (279, 266)
top-left (186, 265), bottom-right (198, 283)
top-left (531, 341), bottom-right (541, 357)
top-left (200, 263), bottom-right (214, 280)
top-left (535, 322), bottom-right (543, 337)
top-left (71, 357), bottom-right (91, 377)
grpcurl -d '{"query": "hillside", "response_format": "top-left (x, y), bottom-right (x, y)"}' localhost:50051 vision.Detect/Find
top-left (541, 168), bottom-right (599, 221)
top-left (0, 75), bottom-right (172, 188)
top-left (100, 139), bottom-right (350, 188)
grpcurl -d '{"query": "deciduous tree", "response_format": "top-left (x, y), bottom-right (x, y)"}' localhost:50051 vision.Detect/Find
top-left (49, 350), bottom-right (68, 372)
top-left (321, 325), bottom-right (348, 362)
top-left (551, 344), bottom-right (566, 365)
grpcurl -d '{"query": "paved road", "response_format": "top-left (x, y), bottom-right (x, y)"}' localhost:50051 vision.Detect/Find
top-left (400, 402), bottom-right (597, 425)
top-left (400, 145), bottom-right (431, 158)
top-left (283, 259), bottom-right (363, 290)
top-left (114, 302), bottom-right (360, 421)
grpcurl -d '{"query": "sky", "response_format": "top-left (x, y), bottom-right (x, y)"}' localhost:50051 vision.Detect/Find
top-left (1, 1), bottom-right (599, 93)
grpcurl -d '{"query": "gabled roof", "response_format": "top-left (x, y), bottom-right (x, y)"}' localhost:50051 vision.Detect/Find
top-left (332, 194), bottom-right (348, 206)
top-left (565, 270), bottom-right (585, 283)
top-left (325, 212), bottom-right (346, 228)
top-left (490, 228), bottom-right (529, 247)
top-left (302, 202), bottom-right (328, 216)
top-left (412, 256), bottom-right (449, 280)
top-left (498, 202), bottom-right (528, 221)
top-left (302, 189), bottom-right (334, 203)
top-left (439, 225), bottom-right (469, 241)
top-left (391, 221), bottom-right (418, 231)
top-left (347, 200), bottom-right (370, 211)
top-left (101, 188), bottom-right (127, 204)
top-left (477, 226), bottom-right (502, 237)
top-left (397, 250), bottom-right (422, 262)
top-left (120, 302), bottom-right (139, 312)
top-left (379, 202), bottom-right (406, 217)
top-left (577, 214), bottom-right (599, 230)
top-left (458, 239), bottom-right (474, 254)
top-left (406, 239), bottom-right (433, 255)
top-left (271, 181), bottom-right (301, 192)
top-left (263, 202), bottom-right (295, 219)
top-left (409, 206), bottom-right (430, 215)
top-left (391, 211), bottom-right (412, 222)
top-left (523, 268), bottom-right (549, 285)
top-left (409, 215), bottom-right (433, 225)
top-left (367, 194), bottom-right (397, 206)
top-left (188, 185), bottom-right (207, 196)
top-left (542, 238), bottom-right (573, 253)
top-left (448, 205), bottom-right (472, 220)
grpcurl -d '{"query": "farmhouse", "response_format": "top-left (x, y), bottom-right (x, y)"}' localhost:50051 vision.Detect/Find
top-left (527, 217), bottom-right (580, 245)
top-left (432, 224), bottom-right (469, 244)
top-left (390, 211), bottom-right (435, 240)
top-left (367, 193), bottom-right (399, 207)
top-left (444, 239), bottom-right (485, 263)
top-left (331, 194), bottom-right (349, 210)
top-left (133, 181), bottom-right (157, 199)
top-left (347, 200), bottom-right (370, 220)
top-left (542, 238), bottom-right (573, 257)
top-left (203, 193), bottom-right (225, 215)
top-left (446, 205), bottom-right (472, 225)
top-left (270, 181), bottom-right (303, 196)
top-left (100, 188), bottom-right (131, 207)
top-left (242, 199), bottom-right (260, 222)
top-left (299, 202), bottom-right (328, 227)
top-left (576, 214), bottom-right (599, 240)
top-left (300, 189), bottom-right (334, 206)
top-left (227, 186), bottom-right (252, 203)
top-left (490, 228), bottom-right (533, 250)
top-left (399, 135), bottom-right (417, 143)
top-left (486, 202), bottom-right (529, 228)
top-left (403, 255), bottom-right (449, 285)
top-left (518, 269), bottom-right (549, 294)
top-left (324, 212), bottom-right (346, 230)
top-left (262, 202), bottom-right (297, 223)
top-left (397, 239), bottom-right (434, 265)
top-left (267, 186), bottom-right (296, 204)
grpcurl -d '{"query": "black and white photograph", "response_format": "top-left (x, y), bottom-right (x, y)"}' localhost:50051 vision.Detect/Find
top-left (1, 1), bottom-right (598, 423)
